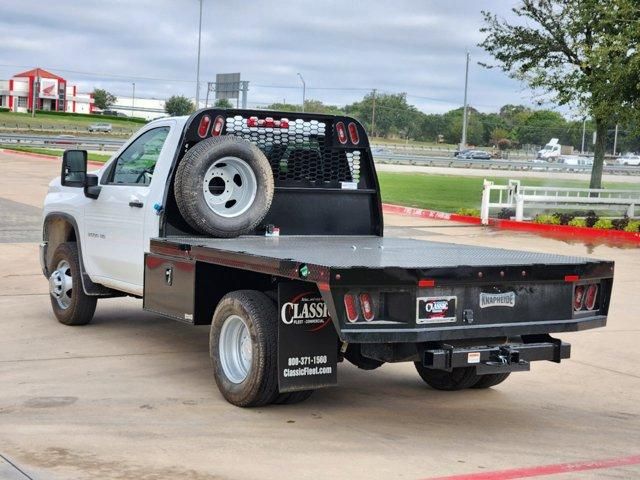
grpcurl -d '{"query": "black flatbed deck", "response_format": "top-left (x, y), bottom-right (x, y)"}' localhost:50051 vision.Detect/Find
top-left (151, 236), bottom-right (610, 282)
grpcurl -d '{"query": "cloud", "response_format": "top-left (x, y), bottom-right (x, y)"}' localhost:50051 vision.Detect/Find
top-left (0, 0), bottom-right (539, 113)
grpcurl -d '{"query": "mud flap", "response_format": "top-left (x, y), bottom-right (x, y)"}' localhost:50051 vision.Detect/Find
top-left (278, 282), bottom-right (338, 392)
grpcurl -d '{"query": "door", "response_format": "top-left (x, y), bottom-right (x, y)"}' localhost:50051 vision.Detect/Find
top-left (83, 126), bottom-right (170, 291)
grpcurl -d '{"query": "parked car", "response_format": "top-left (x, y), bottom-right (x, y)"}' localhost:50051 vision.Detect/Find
top-left (617, 154), bottom-right (640, 166)
top-left (88, 122), bottom-right (113, 133)
top-left (459, 150), bottom-right (492, 160)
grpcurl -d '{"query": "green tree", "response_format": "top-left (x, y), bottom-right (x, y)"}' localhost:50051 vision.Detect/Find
top-left (214, 98), bottom-right (233, 108)
top-left (346, 92), bottom-right (421, 139)
top-left (480, 0), bottom-right (640, 188)
top-left (514, 110), bottom-right (568, 146)
top-left (442, 107), bottom-right (484, 146)
top-left (165, 95), bottom-right (195, 116)
top-left (92, 89), bottom-right (117, 110)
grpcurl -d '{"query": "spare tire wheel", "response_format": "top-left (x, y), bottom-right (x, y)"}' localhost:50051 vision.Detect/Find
top-left (174, 136), bottom-right (274, 237)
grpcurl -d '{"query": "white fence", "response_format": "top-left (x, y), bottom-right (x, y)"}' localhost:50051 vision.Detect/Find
top-left (480, 179), bottom-right (640, 225)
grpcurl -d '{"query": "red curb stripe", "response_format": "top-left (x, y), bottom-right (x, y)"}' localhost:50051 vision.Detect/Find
top-left (382, 203), bottom-right (640, 245)
top-left (424, 454), bottom-right (640, 480)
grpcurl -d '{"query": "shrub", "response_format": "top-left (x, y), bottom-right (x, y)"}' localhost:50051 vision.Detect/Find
top-left (497, 208), bottom-right (516, 219)
top-left (585, 210), bottom-right (599, 228)
top-left (593, 218), bottom-right (613, 230)
top-left (456, 207), bottom-right (480, 217)
top-left (568, 218), bottom-right (587, 228)
top-left (534, 214), bottom-right (560, 225)
top-left (553, 212), bottom-right (576, 225)
top-left (611, 218), bottom-right (629, 231)
top-left (624, 220), bottom-right (640, 233)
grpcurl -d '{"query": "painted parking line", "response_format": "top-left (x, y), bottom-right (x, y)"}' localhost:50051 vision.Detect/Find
top-left (424, 454), bottom-right (640, 480)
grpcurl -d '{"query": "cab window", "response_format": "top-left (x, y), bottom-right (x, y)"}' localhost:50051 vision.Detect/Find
top-left (109, 127), bottom-right (169, 185)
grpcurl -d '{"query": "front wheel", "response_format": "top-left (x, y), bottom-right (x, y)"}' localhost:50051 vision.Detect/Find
top-left (48, 242), bottom-right (97, 326)
top-left (414, 364), bottom-right (479, 391)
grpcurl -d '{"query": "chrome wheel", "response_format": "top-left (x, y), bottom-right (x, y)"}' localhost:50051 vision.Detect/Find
top-left (219, 314), bottom-right (253, 384)
top-left (49, 259), bottom-right (73, 309)
top-left (202, 157), bottom-right (258, 218)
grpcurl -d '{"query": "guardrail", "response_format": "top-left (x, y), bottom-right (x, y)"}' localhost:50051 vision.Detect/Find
top-left (374, 153), bottom-right (640, 176)
top-left (0, 133), bottom-right (124, 151)
top-left (480, 179), bottom-right (640, 224)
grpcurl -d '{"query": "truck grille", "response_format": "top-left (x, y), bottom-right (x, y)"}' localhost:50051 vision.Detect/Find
top-left (224, 115), bottom-right (361, 186)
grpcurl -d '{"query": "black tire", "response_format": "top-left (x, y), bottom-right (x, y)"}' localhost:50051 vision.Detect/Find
top-left (344, 344), bottom-right (384, 370)
top-left (273, 390), bottom-right (314, 405)
top-left (414, 364), bottom-right (479, 391)
top-left (174, 136), bottom-right (274, 237)
top-left (210, 290), bottom-right (279, 407)
top-left (48, 242), bottom-right (97, 326)
top-left (471, 373), bottom-right (511, 389)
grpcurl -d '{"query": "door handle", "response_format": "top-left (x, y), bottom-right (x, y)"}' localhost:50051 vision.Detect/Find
top-left (129, 199), bottom-right (144, 208)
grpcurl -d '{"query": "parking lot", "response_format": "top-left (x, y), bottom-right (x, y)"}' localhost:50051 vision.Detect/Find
top-left (0, 150), bottom-right (639, 480)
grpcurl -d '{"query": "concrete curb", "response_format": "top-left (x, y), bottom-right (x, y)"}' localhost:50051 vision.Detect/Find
top-left (382, 203), bottom-right (640, 244)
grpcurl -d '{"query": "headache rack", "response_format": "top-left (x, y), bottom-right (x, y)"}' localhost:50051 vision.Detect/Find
top-left (161, 108), bottom-right (383, 237)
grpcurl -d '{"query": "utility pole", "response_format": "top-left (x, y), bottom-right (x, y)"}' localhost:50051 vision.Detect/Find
top-left (460, 51), bottom-right (470, 150)
top-left (131, 82), bottom-right (136, 116)
top-left (581, 118), bottom-right (586, 154)
top-left (297, 73), bottom-right (306, 112)
top-left (240, 81), bottom-right (249, 109)
top-left (613, 124), bottom-right (619, 156)
top-left (371, 88), bottom-right (377, 138)
top-left (32, 75), bottom-right (39, 118)
top-left (205, 81), bottom-right (212, 108)
top-left (195, 0), bottom-right (203, 109)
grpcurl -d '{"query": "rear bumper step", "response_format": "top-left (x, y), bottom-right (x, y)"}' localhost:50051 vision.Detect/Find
top-left (423, 340), bottom-right (571, 374)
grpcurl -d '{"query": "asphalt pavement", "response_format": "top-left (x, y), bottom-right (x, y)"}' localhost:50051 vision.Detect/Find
top-left (0, 150), bottom-right (638, 480)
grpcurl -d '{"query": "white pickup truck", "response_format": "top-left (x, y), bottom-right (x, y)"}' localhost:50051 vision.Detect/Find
top-left (40, 108), bottom-right (614, 407)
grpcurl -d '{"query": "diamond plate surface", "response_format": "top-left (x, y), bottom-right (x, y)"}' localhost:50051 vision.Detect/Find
top-left (161, 236), bottom-right (597, 269)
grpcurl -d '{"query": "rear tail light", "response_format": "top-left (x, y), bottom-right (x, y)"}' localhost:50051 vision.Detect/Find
top-left (348, 122), bottom-right (360, 144)
top-left (197, 115), bottom-right (211, 138)
top-left (573, 285), bottom-right (585, 311)
top-left (584, 284), bottom-right (598, 310)
top-left (344, 294), bottom-right (359, 322)
top-left (336, 122), bottom-right (348, 144)
top-left (211, 115), bottom-right (225, 136)
top-left (574, 283), bottom-right (600, 312)
top-left (359, 293), bottom-right (375, 321)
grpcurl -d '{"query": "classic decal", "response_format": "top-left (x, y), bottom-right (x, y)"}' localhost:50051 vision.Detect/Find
top-left (416, 296), bottom-right (457, 324)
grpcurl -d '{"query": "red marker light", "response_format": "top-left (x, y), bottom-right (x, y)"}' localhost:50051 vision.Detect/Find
top-left (336, 122), bottom-right (348, 144)
top-left (565, 275), bottom-right (580, 282)
top-left (197, 115), bottom-right (211, 138)
top-left (247, 116), bottom-right (258, 127)
top-left (418, 279), bottom-right (436, 288)
top-left (584, 284), bottom-right (598, 310)
top-left (344, 294), bottom-right (359, 322)
top-left (573, 285), bottom-right (585, 311)
top-left (211, 116), bottom-right (225, 136)
top-left (359, 293), bottom-right (375, 322)
top-left (348, 122), bottom-right (360, 144)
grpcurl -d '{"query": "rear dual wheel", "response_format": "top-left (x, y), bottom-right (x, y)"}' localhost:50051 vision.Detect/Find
top-left (210, 290), bottom-right (313, 407)
top-left (414, 364), bottom-right (510, 391)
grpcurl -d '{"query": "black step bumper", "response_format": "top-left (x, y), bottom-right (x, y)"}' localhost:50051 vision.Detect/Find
top-left (423, 339), bottom-right (571, 374)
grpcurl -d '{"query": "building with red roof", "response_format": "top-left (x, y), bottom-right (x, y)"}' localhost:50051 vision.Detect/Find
top-left (0, 67), bottom-right (94, 114)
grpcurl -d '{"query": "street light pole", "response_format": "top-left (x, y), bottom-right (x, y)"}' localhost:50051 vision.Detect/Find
top-left (581, 118), bottom-right (586, 154)
top-left (195, 0), bottom-right (203, 109)
top-left (131, 82), bottom-right (136, 117)
top-left (297, 73), bottom-right (306, 112)
top-left (460, 51), bottom-right (470, 150)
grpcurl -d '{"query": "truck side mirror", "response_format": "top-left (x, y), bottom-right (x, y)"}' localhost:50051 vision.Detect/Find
top-left (61, 150), bottom-right (87, 187)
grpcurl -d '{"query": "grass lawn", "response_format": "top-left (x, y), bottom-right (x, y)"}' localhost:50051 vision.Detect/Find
top-left (378, 172), bottom-right (640, 212)
top-left (0, 111), bottom-right (145, 134)
top-left (3, 146), bottom-right (112, 163)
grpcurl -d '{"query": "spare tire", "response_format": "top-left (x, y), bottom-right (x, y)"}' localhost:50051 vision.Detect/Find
top-left (174, 136), bottom-right (274, 237)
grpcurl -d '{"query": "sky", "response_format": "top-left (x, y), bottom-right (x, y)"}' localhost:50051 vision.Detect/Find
top-left (0, 0), bottom-right (542, 114)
